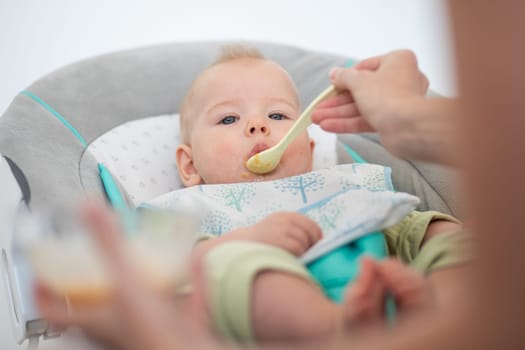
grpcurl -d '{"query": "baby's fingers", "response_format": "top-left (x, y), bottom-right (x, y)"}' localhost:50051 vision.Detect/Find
top-left (292, 214), bottom-right (323, 246)
top-left (282, 216), bottom-right (322, 255)
top-left (284, 228), bottom-right (315, 255)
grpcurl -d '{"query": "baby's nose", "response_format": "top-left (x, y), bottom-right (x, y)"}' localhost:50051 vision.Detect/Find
top-left (246, 122), bottom-right (270, 136)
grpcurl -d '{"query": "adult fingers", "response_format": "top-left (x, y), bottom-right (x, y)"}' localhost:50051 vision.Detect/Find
top-left (80, 202), bottom-right (136, 281)
top-left (377, 259), bottom-right (433, 311)
top-left (318, 116), bottom-right (375, 134)
top-left (80, 202), bottom-right (125, 262)
top-left (330, 67), bottom-right (360, 91)
top-left (315, 91), bottom-right (354, 109)
top-left (420, 73), bottom-right (430, 93)
top-left (344, 258), bottom-right (385, 324)
top-left (386, 50), bottom-right (419, 70)
top-left (353, 56), bottom-right (382, 71)
top-left (323, 55), bottom-right (381, 101)
top-left (187, 259), bottom-right (213, 329)
top-left (80, 202), bottom-right (147, 305)
top-left (35, 283), bottom-right (70, 327)
top-left (311, 103), bottom-right (360, 124)
top-left (344, 257), bottom-right (377, 303)
top-left (35, 283), bottom-right (114, 331)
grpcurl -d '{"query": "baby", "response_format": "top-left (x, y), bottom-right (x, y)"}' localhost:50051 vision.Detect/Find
top-left (174, 45), bottom-right (466, 343)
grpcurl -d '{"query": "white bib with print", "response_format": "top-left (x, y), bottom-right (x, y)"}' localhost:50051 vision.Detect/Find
top-left (143, 164), bottom-right (420, 263)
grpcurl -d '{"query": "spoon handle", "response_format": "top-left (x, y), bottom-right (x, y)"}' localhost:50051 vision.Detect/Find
top-left (276, 85), bottom-right (338, 151)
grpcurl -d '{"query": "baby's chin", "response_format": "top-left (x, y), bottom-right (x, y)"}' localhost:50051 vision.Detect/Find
top-left (239, 172), bottom-right (266, 182)
top-left (239, 165), bottom-right (313, 183)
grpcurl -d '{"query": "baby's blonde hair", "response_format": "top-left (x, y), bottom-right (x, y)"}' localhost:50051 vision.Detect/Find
top-left (212, 44), bottom-right (265, 64)
top-left (179, 45), bottom-right (266, 143)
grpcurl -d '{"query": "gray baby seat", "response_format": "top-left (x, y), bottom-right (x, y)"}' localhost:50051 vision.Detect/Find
top-left (0, 41), bottom-right (460, 346)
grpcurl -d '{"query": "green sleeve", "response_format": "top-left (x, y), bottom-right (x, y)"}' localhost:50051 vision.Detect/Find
top-left (383, 211), bottom-right (469, 274)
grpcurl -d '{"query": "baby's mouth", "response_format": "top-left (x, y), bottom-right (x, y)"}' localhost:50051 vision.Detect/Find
top-left (246, 143), bottom-right (269, 160)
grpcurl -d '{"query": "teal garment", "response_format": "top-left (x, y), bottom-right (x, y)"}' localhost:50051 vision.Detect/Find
top-left (306, 231), bottom-right (387, 303)
top-left (306, 143), bottom-right (396, 320)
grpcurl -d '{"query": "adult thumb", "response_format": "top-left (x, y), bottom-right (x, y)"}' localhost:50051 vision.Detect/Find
top-left (329, 66), bottom-right (362, 91)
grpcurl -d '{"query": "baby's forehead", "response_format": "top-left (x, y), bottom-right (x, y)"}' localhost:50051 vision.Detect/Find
top-left (191, 59), bottom-right (299, 103)
top-left (203, 59), bottom-right (281, 83)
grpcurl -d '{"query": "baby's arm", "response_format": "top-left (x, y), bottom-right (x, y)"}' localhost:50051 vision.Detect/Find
top-left (382, 211), bottom-right (468, 308)
top-left (192, 212), bottom-right (322, 261)
top-left (422, 219), bottom-right (461, 246)
top-left (421, 219), bottom-right (468, 308)
top-left (191, 214), bottom-right (342, 342)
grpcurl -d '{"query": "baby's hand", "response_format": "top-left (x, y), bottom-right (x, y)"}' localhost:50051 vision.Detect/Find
top-left (249, 212), bottom-right (322, 256)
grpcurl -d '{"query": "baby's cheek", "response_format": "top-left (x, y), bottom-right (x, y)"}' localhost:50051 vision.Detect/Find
top-left (289, 139), bottom-right (313, 160)
top-left (210, 144), bottom-right (241, 165)
top-left (200, 148), bottom-right (245, 183)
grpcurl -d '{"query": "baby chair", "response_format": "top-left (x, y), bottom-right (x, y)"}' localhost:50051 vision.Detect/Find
top-left (0, 41), bottom-right (460, 348)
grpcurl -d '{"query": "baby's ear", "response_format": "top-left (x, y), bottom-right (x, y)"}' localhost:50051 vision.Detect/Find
top-left (176, 144), bottom-right (203, 187)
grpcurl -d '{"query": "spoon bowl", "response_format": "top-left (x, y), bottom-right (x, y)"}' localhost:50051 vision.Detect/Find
top-left (246, 85), bottom-right (337, 174)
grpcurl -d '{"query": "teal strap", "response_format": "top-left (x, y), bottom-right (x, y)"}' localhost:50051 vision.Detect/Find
top-left (343, 59), bottom-right (356, 68)
top-left (99, 163), bottom-right (136, 235)
top-left (342, 143), bottom-right (367, 164)
top-left (20, 90), bottom-right (130, 217)
top-left (100, 166), bottom-right (133, 221)
top-left (98, 164), bottom-right (127, 213)
top-left (21, 90), bottom-right (87, 148)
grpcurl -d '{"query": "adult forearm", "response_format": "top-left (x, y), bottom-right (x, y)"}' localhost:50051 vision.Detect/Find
top-left (449, 0), bottom-right (525, 348)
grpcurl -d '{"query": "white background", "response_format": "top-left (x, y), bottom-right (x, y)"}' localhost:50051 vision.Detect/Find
top-left (0, 0), bottom-right (456, 116)
top-left (0, 0), bottom-right (455, 348)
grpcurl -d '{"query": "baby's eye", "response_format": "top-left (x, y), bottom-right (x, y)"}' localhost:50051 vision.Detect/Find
top-left (219, 116), bottom-right (238, 125)
top-left (268, 113), bottom-right (286, 120)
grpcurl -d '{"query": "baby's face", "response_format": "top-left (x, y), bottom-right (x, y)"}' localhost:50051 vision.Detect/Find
top-left (182, 59), bottom-right (314, 184)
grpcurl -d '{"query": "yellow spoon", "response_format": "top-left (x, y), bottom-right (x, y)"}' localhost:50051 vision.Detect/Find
top-left (246, 85), bottom-right (338, 174)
